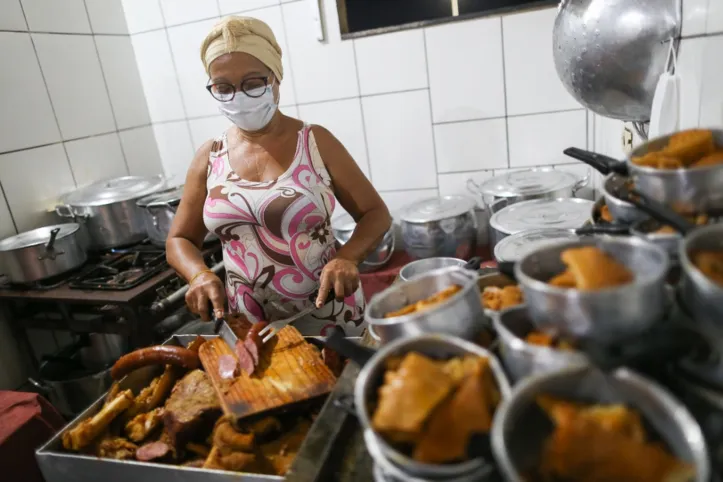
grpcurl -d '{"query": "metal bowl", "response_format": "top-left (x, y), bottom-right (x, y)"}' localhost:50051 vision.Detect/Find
top-left (679, 223), bottom-right (723, 329)
top-left (331, 215), bottom-right (395, 273)
top-left (398, 257), bottom-right (465, 282)
top-left (399, 196), bottom-right (478, 260)
top-left (365, 266), bottom-right (488, 344)
top-left (355, 334), bottom-right (511, 480)
top-left (491, 365), bottom-right (710, 481)
top-left (492, 305), bottom-right (589, 382)
top-left (515, 237), bottom-right (669, 343)
top-left (602, 174), bottom-right (649, 224)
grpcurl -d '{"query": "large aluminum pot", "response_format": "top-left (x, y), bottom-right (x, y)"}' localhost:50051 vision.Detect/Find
top-left (601, 173), bottom-right (648, 224)
top-left (515, 237), bottom-right (669, 343)
top-left (0, 224), bottom-right (87, 284)
top-left (679, 223), bottom-right (723, 329)
top-left (365, 266), bottom-right (487, 344)
top-left (565, 129), bottom-right (723, 213)
top-left (489, 198), bottom-right (594, 248)
top-left (493, 228), bottom-right (580, 263)
top-left (56, 175), bottom-right (166, 250)
top-left (492, 305), bottom-right (589, 382)
top-left (399, 195), bottom-right (477, 259)
top-left (137, 185), bottom-right (217, 247)
top-left (355, 334), bottom-right (511, 480)
top-left (331, 213), bottom-right (394, 273)
top-left (491, 365), bottom-right (710, 481)
top-left (553, 0), bottom-right (680, 121)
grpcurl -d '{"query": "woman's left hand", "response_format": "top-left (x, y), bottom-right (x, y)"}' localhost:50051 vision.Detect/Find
top-left (316, 257), bottom-right (360, 308)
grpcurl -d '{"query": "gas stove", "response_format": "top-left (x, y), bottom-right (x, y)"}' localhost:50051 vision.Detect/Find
top-left (68, 249), bottom-right (167, 291)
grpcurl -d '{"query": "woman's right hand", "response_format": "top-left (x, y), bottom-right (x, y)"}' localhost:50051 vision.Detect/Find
top-left (185, 271), bottom-right (226, 321)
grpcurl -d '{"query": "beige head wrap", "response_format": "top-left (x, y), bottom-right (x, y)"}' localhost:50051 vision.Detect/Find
top-left (200, 16), bottom-right (283, 80)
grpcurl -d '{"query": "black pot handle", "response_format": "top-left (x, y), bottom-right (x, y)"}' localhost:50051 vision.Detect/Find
top-left (563, 147), bottom-right (629, 176)
top-left (464, 256), bottom-right (483, 271)
top-left (620, 189), bottom-right (696, 235)
top-left (323, 329), bottom-right (375, 366)
top-left (575, 224), bottom-right (630, 236)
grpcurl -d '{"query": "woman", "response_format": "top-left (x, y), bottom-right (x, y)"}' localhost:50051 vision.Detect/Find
top-left (166, 16), bottom-right (391, 336)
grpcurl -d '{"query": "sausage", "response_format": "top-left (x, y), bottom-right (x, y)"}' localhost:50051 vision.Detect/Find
top-left (243, 321), bottom-right (268, 367)
top-left (235, 340), bottom-right (256, 376)
top-left (136, 441), bottom-right (171, 461)
top-left (218, 354), bottom-right (239, 380)
top-left (111, 346), bottom-right (200, 380)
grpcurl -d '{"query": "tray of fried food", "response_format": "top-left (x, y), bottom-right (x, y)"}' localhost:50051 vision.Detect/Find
top-left (632, 129), bottom-right (723, 170)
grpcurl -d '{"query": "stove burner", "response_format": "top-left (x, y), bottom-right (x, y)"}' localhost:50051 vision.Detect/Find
top-left (69, 250), bottom-right (168, 291)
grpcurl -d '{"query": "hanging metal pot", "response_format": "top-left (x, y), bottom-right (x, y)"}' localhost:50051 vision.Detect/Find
top-left (553, 0), bottom-right (681, 121)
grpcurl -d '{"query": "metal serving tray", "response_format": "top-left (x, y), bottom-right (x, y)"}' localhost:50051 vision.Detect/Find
top-left (36, 334), bottom-right (359, 482)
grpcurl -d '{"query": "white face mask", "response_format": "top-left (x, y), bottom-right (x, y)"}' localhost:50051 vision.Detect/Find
top-left (217, 81), bottom-right (278, 132)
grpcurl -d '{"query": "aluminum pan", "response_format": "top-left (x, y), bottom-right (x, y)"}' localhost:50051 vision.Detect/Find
top-left (37, 334), bottom-right (358, 482)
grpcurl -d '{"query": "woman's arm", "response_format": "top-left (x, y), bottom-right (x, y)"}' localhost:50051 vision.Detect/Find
top-left (166, 140), bottom-right (226, 319)
top-left (311, 126), bottom-right (392, 304)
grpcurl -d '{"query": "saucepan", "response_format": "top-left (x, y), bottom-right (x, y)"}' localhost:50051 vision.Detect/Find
top-left (600, 173), bottom-right (649, 224)
top-left (491, 365), bottom-right (710, 481)
top-left (563, 129), bottom-right (723, 213)
top-left (323, 332), bottom-right (511, 481)
top-left (398, 255), bottom-right (482, 282)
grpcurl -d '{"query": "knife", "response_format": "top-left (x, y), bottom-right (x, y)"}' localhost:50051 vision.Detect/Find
top-left (213, 314), bottom-right (238, 348)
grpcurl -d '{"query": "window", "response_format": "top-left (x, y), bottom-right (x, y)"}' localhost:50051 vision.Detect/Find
top-left (338, 0), bottom-right (558, 38)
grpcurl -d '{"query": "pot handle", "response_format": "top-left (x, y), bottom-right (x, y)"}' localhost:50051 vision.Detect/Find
top-left (622, 189), bottom-right (695, 235)
top-left (575, 224), bottom-right (630, 236)
top-left (28, 377), bottom-right (51, 394)
top-left (55, 204), bottom-right (88, 222)
top-left (572, 170), bottom-right (591, 193)
top-left (322, 329), bottom-right (375, 366)
top-left (38, 227), bottom-right (64, 261)
top-left (563, 147), bottom-right (629, 176)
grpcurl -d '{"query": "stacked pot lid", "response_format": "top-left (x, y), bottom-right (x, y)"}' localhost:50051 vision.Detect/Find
top-left (490, 198), bottom-right (594, 236)
top-left (494, 228), bottom-right (581, 263)
top-left (474, 168), bottom-right (581, 200)
top-left (399, 196), bottom-right (477, 223)
top-left (60, 175), bottom-right (166, 207)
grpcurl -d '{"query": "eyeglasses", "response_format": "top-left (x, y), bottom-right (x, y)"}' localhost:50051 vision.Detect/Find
top-left (206, 76), bottom-right (273, 102)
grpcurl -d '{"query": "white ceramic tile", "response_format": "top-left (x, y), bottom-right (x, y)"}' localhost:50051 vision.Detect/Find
top-left (21, 0), bottom-right (91, 33)
top-left (132, 30), bottom-right (186, 122)
top-left (699, 35), bottom-right (723, 127)
top-left (64, 133), bottom-right (128, 187)
top-left (244, 5), bottom-right (295, 106)
top-left (0, 0), bottom-right (26, 30)
top-left (33, 34), bottom-right (115, 139)
top-left (153, 121), bottom-right (195, 181)
top-left (379, 189), bottom-right (438, 220)
top-left (318, 0), bottom-right (342, 43)
top-left (503, 8), bottom-right (581, 116)
top-left (168, 19), bottom-right (218, 118)
top-left (0, 32), bottom-right (60, 153)
top-left (160, 0), bottom-right (219, 26)
top-left (189, 115), bottom-right (230, 151)
top-left (362, 90), bottom-right (436, 191)
top-left (121, 0), bottom-right (164, 33)
top-left (508, 110), bottom-right (587, 167)
top-left (434, 119), bottom-right (507, 173)
top-left (85, 0), bottom-right (128, 34)
top-left (437, 171), bottom-right (494, 199)
top-left (95, 36), bottom-right (150, 129)
top-left (282, 105), bottom-right (299, 118)
top-left (676, 37), bottom-right (705, 129)
top-left (592, 113), bottom-right (626, 158)
top-left (298, 98), bottom-right (370, 178)
top-left (706, 0), bottom-right (723, 34)
top-left (219, 0), bottom-right (278, 15)
top-left (354, 30), bottom-right (427, 96)
top-left (282, 1), bottom-right (358, 104)
top-left (119, 126), bottom-right (164, 177)
top-left (0, 144), bottom-right (76, 232)
top-left (0, 189), bottom-right (16, 239)
top-left (682, 0), bottom-right (709, 37)
top-left (426, 17), bottom-right (505, 123)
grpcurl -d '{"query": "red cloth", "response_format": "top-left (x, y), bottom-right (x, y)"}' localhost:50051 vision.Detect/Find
top-left (359, 247), bottom-right (493, 302)
top-left (0, 391), bottom-right (65, 482)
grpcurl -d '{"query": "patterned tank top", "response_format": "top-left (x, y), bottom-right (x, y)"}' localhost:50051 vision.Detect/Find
top-left (203, 124), bottom-right (365, 336)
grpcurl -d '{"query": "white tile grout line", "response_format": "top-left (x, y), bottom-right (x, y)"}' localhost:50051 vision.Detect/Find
top-left (278, 2), bottom-right (301, 114)
top-left (350, 39), bottom-right (373, 182)
top-left (421, 30), bottom-right (440, 191)
top-left (499, 16), bottom-right (511, 168)
top-left (82, 0), bottom-right (132, 176)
